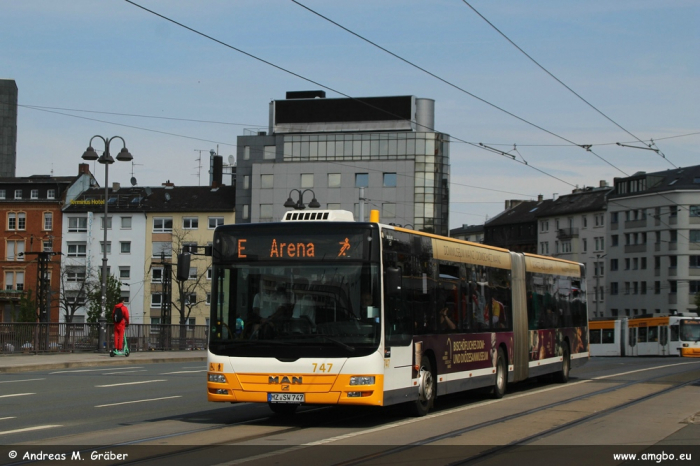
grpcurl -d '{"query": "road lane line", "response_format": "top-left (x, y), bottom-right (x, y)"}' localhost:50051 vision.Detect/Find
top-left (95, 396), bottom-right (181, 408)
top-left (0, 378), bottom-right (45, 384)
top-left (160, 370), bottom-right (207, 374)
top-left (0, 425), bottom-right (61, 436)
top-left (0, 417), bottom-right (17, 421)
top-left (0, 393), bottom-right (34, 399)
top-left (96, 380), bottom-right (167, 388)
top-left (50, 367), bottom-right (144, 374)
top-left (102, 370), bottom-right (148, 375)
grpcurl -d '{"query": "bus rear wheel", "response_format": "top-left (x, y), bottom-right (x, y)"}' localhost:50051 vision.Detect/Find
top-left (268, 403), bottom-right (299, 416)
top-left (492, 348), bottom-right (506, 399)
top-left (555, 345), bottom-right (570, 383)
top-left (409, 355), bottom-right (435, 417)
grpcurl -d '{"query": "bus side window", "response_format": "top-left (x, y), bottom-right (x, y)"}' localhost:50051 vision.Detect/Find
top-left (602, 329), bottom-right (615, 344)
top-left (590, 329), bottom-right (601, 344)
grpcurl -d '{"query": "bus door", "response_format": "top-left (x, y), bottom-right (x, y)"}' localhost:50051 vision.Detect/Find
top-left (659, 325), bottom-right (669, 355)
top-left (382, 267), bottom-right (415, 401)
top-left (628, 326), bottom-right (638, 356)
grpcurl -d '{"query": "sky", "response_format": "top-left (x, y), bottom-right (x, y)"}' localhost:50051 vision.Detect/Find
top-left (2, 0), bottom-right (698, 229)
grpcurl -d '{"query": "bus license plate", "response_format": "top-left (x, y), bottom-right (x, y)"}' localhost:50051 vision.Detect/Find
top-left (268, 393), bottom-right (304, 403)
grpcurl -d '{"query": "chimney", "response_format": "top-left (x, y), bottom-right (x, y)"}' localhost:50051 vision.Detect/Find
top-left (211, 156), bottom-right (223, 188)
top-left (162, 180), bottom-right (174, 187)
top-left (112, 182), bottom-right (120, 192)
top-left (78, 163), bottom-right (90, 175)
top-left (537, 194), bottom-right (543, 202)
top-left (600, 180), bottom-right (608, 188)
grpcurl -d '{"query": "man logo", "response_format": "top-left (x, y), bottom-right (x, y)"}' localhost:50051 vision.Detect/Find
top-left (269, 376), bottom-right (303, 384)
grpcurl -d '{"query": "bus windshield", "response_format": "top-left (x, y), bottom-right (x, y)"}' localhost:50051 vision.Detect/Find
top-left (210, 263), bottom-right (381, 358)
top-left (680, 319), bottom-right (700, 342)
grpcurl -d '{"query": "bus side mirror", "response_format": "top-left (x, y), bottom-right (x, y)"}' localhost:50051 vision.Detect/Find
top-left (385, 267), bottom-right (402, 296)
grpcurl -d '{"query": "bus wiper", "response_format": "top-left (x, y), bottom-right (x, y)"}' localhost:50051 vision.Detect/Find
top-left (213, 340), bottom-right (295, 349)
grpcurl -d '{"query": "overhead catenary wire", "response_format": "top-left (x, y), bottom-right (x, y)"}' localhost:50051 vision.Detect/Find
top-left (459, 0), bottom-right (676, 169)
top-left (124, 0), bottom-right (583, 188)
top-left (290, 0), bottom-right (627, 177)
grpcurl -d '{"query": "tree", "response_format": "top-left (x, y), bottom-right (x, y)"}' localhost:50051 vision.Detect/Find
top-left (58, 262), bottom-right (97, 324)
top-left (86, 273), bottom-right (123, 324)
top-left (10, 290), bottom-right (38, 323)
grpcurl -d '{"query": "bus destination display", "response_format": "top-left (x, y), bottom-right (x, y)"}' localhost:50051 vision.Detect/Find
top-left (225, 233), bottom-right (365, 261)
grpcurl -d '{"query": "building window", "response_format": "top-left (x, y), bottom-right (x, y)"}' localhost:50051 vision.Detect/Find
top-left (260, 205), bottom-right (273, 220)
top-left (30, 189), bottom-right (38, 199)
top-left (263, 146), bottom-right (276, 160)
top-left (208, 217), bottom-right (224, 229)
top-left (690, 206), bottom-right (700, 217)
top-left (243, 146), bottom-right (250, 160)
top-left (261, 174), bottom-right (274, 189)
top-left (382, 203), bottom-right (396, 218)
top-left (153, 217), bottom-right (173, 233)
top-left (610, 259), bottom-right (618, 271)
top-left (610, 282), bottom-right (618, 295)
top-left (206, 292), bottom-right (211, 305)
top-left (670, 280), bottom-right (677, 293)
top-left (151, 293), bottom-right (163, 308)
top-left (300, 173), bottom-right (314, 188)
top-left (66, 242), bottom-right (86, 257)
top-left (47, 189), bottom-right (55, 200)
top-left (611, 235), bottom-right (618, 247)
top-left (121, 216), bottom-right (132, 229)
top-left (690, 230), bottom-right (700, 243)
top-left (101, 216), bottom-right (112, 230)
top-left (355, 173), bottom-right (369, 188)
top-left (610, 212), bottom-right (618, 223)
top-left (100, 242), bottom-right (112, 255)
top-left (0, 190), bottom-right (5, 199)
top-left (188, 267), bottom-right (197, 280)
top-left (9, 212), bottom-right (26, 230)
top-left (119, 267), bottom-right (130, 280)
top-left (120, 241), bottom-right (131, 254)
top-left (66, 266), bottom-right (86, 282)
top-left (183, 217), bottom-right (199, 229)
top-left (242, 205), bottom-right (249, 220)
top-left (654, 281), bottom-right (661, 294)
top-left (43, 212), bottom-right (53, 230)
top-left (328, 173), bottom-right (341, 188)
top-left (14, 189), bottom-right (22, 199)
top-left (7, 212), bottom-right (15, 230)
top-left (582, 238), bottom-right (587, 252)
top-left (582, 216), bottom-right (587, 228)
top-left (243, 175), bottom-right (250, 190)
top-left (68, 217), bottom-right (88, 232)
top-left (152, 242), bottom-right (172, 258)
top-left (383, 173), bottom-right (397, 187)
top-left (43, 240), bottom-right (52, 252)
top-left (185, 293), bottom-right (197, 305)
top-left (152, 267), bottom-right (163, 283)
top-left (327, 203), bottom-right (341, 210)
top-left (690, 256), bottom-right (700, 268)
top-left (641, 281), bottom-right (647, 295)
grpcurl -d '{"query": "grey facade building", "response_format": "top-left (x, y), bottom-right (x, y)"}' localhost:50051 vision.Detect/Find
top-left (235, 92), bottom-right (450, 235)
top-left (0, 79), bottom-right (18, 178)
top-left (606, 167), bottom-right (700, 318)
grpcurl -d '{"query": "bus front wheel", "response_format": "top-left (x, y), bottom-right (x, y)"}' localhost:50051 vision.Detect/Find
top-left (492, 348), bottom-right (506, 399)
top-left (409, 355), bottom-right (435, 417)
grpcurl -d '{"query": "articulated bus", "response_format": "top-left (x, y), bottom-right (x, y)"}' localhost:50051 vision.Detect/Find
top-left (206, 210), bottom-right (588, 416)
top-left (590, 315), bottom-right (700, 357)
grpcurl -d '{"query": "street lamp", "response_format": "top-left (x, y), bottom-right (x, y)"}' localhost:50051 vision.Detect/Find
top-left (284, 189), bottom-right (320, 210)
top-left (82, 135), bottom-right (133, 352)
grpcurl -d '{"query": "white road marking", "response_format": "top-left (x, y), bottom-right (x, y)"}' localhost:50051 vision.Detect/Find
top-left (592, 360), bottom-right (700, 380)
top-left (0, 378), bottom-right (45, 384)
top-left (50, 367), bottom-right (143, 374)
top-left (0, 425), bottom-right (61, 436)
top-left (0, 417), bottom-right (17, 421)
top-left (95, 395), bottom-right (181, 408)
top-left (0, 393), bottom-right (34, 399)
top-left (160, 370), bottom-right (207, 374)
top-left (96, 380), bottom-right (167, 388)
top-left (102, 370), bottom-right (147, 375)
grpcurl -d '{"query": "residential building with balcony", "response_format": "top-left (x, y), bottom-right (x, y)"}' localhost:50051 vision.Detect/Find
top-left (606, 167), bottom-right (700, 318)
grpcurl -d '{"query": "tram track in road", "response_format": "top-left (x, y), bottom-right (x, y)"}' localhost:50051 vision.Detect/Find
top-left (9, 361), bottom-right (700, 466)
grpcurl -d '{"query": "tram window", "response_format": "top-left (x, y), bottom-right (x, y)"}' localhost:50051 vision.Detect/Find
top-left (602, 329), bottom-right (615, 344)
top-left (629, 328), bottom-right (637, 347)
top-left (671, 325), bottom-right (679, 341)
top-left (638, 327), bottom-right (647, 343)
top-left (590, 329), bottom-right (601, 344)
top-left (647, 326), bottom-right (658, 342)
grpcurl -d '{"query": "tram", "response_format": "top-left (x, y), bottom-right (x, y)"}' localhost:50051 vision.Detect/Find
top-left (589, 315), bottom-right (700, 357)
top-left (206, 210), bottom-right (588, 416)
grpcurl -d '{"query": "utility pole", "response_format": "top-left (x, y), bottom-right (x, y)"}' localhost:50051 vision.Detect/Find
top-left (156, 252), bottom-right (172, 350)
top-left (194, 150), bottom-right (207, 186)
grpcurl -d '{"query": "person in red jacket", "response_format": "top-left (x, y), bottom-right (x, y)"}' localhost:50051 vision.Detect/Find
top-left (112, 297), bottom-right (130, 351)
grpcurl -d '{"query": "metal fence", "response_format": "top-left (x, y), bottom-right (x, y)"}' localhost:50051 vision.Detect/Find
top-left (0, 323), bottom-right (208, 354)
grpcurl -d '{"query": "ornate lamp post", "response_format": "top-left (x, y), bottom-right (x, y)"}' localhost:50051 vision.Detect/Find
top-left (81, 136), bottom-right (133, 352)
top-left (284, 189), bottom-right (321, 210)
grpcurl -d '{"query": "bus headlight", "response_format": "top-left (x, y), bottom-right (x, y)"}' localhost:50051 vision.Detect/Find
top-left (350, 376), bottom-right (375, 385)
top-left (209, 373), bottom-right (227, 383)
top-left (683, 343), bottom-right (689, 347)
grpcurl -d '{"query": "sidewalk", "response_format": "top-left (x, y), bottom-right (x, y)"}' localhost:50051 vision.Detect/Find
top-left (0, 350), bottom-right (207, 374)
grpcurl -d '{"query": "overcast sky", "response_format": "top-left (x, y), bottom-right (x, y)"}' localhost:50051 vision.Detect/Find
top-left (2, 0), bottom-right (698, 229)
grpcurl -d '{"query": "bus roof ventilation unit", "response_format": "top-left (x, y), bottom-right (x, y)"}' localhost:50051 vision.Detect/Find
top-left (282, 210), bottom-right (355, 222)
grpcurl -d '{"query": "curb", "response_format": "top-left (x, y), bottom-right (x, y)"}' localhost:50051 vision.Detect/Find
top-left (0, 356), bottom-right (207, 374)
